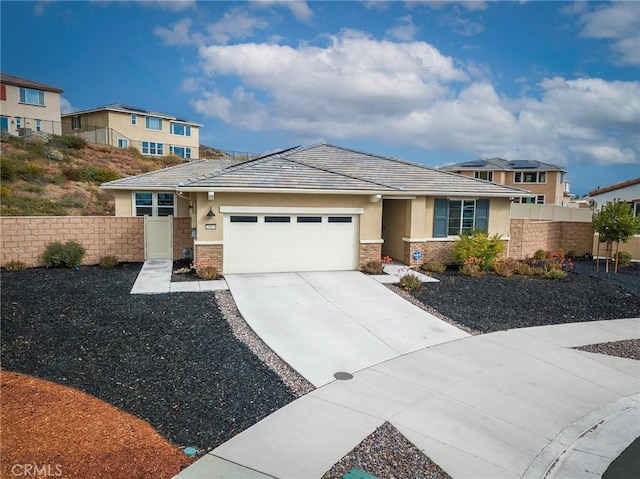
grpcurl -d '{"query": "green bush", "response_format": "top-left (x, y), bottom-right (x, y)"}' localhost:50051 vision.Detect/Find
top-left (545, 268), bottom-right (567, 280)
top-left (43, 241), bottom-right (86, 268)
top-left (513, 262), bottom-right (535, 276)
top-left (61, 166), bottom-right (120, 183)
top-left (98, 255), bottom-right (119, 269)
top-left (616, 251), bottom-right (632, 267)
top-left (127, 145), bottom-right (142, 156)
top-left (422, 261), bottom-right (446, 273)
top-left (17, 163), bottom-right (48, 182)
top-left (50, 135), bottom-right (87, 150)
top-left (453, 230), bottom-right (505, 270)
top-left (361, 261), bottom-right (385, 274)
top-left (533, 249), bottom-right (547, 261)
top-left (0, 157), bottom-right (17, 181)
top-left (4, 260), bottom-right (28, 271)
top-left (399, 272), bottom-right (423, 292)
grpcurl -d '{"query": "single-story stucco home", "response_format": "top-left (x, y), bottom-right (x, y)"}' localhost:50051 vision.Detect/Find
top-left (101, 143), bottom-right (531, 274)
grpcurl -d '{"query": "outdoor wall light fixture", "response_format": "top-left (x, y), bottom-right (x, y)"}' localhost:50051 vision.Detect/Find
top-left (206, 207), bottom-right (216, 217)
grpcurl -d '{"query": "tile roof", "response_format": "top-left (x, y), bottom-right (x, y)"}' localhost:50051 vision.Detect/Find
top-left (103, 143), bottom-right (530, 197)
top-left (441, 157), bottom-right (567, 172)
top-left (102, 159), bottom-right (245, 189)
top-left (588, 177), bottom-right (640, 197)
top-left (0, 73), bottom-right (64, 93)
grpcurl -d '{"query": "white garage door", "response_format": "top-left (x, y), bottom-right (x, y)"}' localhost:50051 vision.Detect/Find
top-left (223, 214), bottom-right (358, 274)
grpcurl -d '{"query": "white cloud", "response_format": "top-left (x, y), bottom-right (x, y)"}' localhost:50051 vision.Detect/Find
top-left (419, 1), bottom-right (488, 12)
top-left (439, 7), bottom-right (485, 36)
top-left (387, 15), bottom-right (418, 41)
top-left (570, 1), bottom-right (640, 65)
top-left (60, 97), bottom-right (75, 114)
top-left (250, 0), bottom-right (313, 22)
top-left (154, 18), bottom-right (195, 46)
top-left (138, 0), bottom-right (196, 12)
top-left (188, 30), bottom-right (638, 168)
top-left (206, 9), bottom-right (269, 44)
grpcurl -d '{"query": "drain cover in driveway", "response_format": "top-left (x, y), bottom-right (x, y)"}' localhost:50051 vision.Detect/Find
top-left (334, 372), bottom-right (354, 380)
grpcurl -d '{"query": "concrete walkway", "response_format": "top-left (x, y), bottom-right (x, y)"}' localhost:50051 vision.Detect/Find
top-left (175, 318), bottom-right (640, 479)
top-left (130, 259), bottom-right (228, 294)
top-left (224, 271), bottom-right (469, 387)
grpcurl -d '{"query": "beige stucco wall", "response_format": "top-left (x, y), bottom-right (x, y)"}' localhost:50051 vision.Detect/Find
top-left (1, 84), bottom-right (62, 135)
top-left (458, 170), bottom-right (565, 204)
top-left (382, 199), bottom-right (408, 260)
top-left (64, 110), bottom-right (200, 158)
top-left (593, 234), bottom-right (640, 261)
top-left (193, 191), bottom-right (382, 244)
top-left (113, 190), bottom-right (190, 217)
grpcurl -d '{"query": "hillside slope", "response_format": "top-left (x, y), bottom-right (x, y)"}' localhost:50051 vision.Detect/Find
top-left (0, 134), bottom-right (225, 216)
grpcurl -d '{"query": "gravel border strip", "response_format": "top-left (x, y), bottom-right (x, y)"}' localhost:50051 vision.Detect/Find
top-left (214, 290), bottom-right (315, 398)
top-left (575, 339), bottom-right (640, 360)
top-left (387, 284), bottom-right (481, 336)
top-left (321, 421), bottom-right (452, 479)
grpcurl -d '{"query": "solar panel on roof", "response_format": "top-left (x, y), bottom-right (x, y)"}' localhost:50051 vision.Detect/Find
top-left (121, 105), bottom-right (149, 113)
top-left (462, 160), bottom-right (487, 167)
top-left (509, 160), bottom-right (538, 169)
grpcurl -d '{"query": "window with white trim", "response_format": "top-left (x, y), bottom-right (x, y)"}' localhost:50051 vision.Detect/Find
top-left (131, 114), bottom-right (137, 126)
top-left (35, 120), bottom-right (41, 132)
top-left (15, 118), bottom-right (21, 130)
top-left (433, 199), bottom-right (490, 238)
top-left (19, 88), bottom-right (45, 106)
top-left (134, 192), bottom-right (175, 216)
top-left (71, 116), bottom-right (81, 130)
top-left (514, 195), bottom-right (545, 205)
top-left (117, 138), bottom-right (129, 148)
top-left (142, 141), bottom-right (163, 156)
top-left (145, 116), bottom-right (162, 130)
top-left (474, 171), bottom-right (493, 181)
top-left (170, 145), bottom-right (191, 159)
top-left (633, 202), bottom-right (639, 218)
top-left (170, 123), bottom-right (191, 136)
top-left (514, 171), bottom-right (546, 183)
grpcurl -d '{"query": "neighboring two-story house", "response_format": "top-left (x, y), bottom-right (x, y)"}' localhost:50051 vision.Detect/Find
top-left (61, 103), bottom-right (202, 160)
top-left (441, 158), bottom-right (572, 205)
top-left (588, 178), bottom-right (640, 215)
top-left (0, 73), bottom-right (64, 136)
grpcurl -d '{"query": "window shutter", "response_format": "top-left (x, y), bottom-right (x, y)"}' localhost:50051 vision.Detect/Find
top-left (475, 199), bottom-right (489, 233)
top-left (0, 85), bottom-right (6, 101)
top-left (433, 199), bottom-right (448, 238)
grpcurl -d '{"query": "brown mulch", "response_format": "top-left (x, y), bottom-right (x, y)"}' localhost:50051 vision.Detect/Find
top-left (0, 371), bottom-right (192, 479)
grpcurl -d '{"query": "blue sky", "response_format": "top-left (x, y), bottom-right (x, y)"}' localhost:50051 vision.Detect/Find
top-left (2, 0), bottom-right (639, 196)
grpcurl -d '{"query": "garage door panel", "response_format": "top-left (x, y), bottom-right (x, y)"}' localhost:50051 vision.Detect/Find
top-left (224, 214), bottom-right (357, 274)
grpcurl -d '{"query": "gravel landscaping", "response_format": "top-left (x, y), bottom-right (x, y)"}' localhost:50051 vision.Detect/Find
top-left (0, 264), bottom-right (295, 454)
top-left (410, 261), bottom-right (640, 334)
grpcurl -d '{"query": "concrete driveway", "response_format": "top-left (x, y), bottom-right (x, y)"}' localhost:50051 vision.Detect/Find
top-left (224, 271), bottom-right (469, 387)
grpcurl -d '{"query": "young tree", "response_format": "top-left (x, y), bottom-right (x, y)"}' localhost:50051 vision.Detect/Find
top-left (592, 200), bottom-right (640, 273)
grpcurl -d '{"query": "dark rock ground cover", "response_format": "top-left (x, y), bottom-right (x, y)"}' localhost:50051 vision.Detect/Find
top-left (412, 261), bottom-right (640, 334)
top-left (0, 263), bottom-right (294, 453)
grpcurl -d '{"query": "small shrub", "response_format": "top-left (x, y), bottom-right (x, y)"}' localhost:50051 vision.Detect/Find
top-left (192, 260), bottom-right (219, 280)
top-left (513, 262), bottom-right (535, 276)
top-left (98, 255), bottom-right (119, 269)
top-left (566, 250), bottom-right (577, 260)
top-left (460, 256), bottom-right (483, 277)
top-left (545, 268), bottom-right (567, 280)
top-left (361, 261), bottom-right (385, 274)
top-left (46, 148), bottom-right (64, 161)
top-left (616, 251), bottom-right (632, 267)
top-left (127, 145), bottom-right (142, 156)
top-left (0, 131), bottom-right (11, 142)
top-left (157, 154), bottom-right (185, 167)
top-left (84, 166), bottom-right (120, 183)
top-left (453, 230), bottom-right (505, 270)
top-left (533, 249), bottom-right (546, 261)
top-left (61, 167), bottom-right (84, 181)
top-left (422, 261), bottom-right (446, 273)
top-left (50, 135), bottom-right (87, 150)
top-left (18, 184), bottom-right (45, 193)
top-left (4, 260), bottom-right (28, 271)
top-left (17, 163), bottom-right (48, 182)
top-left (382, 255), bottom-right (393, 264)
top-left (399, 272), bottom-right (423, 292)
top-left (43, 240), bottom-right (86, 268)
top-left (0, 157), bottom-right (18, 181)
top-left (59, 193), bottom-right (86, 208)
top-left (492, 259), bottom-right (515, 277)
